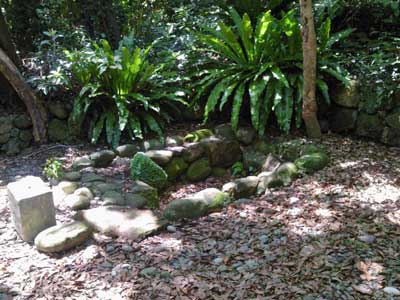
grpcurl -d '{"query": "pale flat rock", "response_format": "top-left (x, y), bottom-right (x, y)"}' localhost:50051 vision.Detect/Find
top-left (58, 181), bottom-right (79, 195)
top-left (75, 206), bottom-right (165, 240)
top-left (34, 221), bottom-right (92, 253)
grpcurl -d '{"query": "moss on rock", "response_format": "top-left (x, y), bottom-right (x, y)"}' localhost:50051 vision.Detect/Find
top-left (295, 152), bottom-right (329, 174)
top-left (186, 158), bottom-right (212, 182)
top-left (130, 152), bottom-right (168, 189)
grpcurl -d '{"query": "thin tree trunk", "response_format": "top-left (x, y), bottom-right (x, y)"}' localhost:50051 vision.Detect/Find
top-left (0, 48), bottom-right (47, 142)
top-left (300, 0), bottom-right (321, 138)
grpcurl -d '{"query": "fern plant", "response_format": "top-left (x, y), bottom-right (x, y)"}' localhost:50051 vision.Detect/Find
top-left (193, 8), bottom-right (350, 135)
top-left (66, 39), bottom-right (185, 148)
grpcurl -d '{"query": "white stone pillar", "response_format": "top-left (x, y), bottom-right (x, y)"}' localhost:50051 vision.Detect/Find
top-left (7, 176), bottom-right (56, 242)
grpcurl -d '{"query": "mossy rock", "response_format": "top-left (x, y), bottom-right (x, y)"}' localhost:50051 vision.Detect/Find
top-left (164, 157), bottom-right (189, 181)
top-left (186, 158), bottom-right (212, 182)
top-left (211, 167), bottom-right (228, 177)
top-left (275, 162), bottom-right (298, 186)
top-left (295, 152), bottom-right (329, 174)
top-left (300, 144), bottom-right (326, 157)
top-left (253, 140), bottom-right (277, 155)
top-left (130, 152), bottom-right (168, 189)
top-left (184, 129), bottom-right (213, 143)
top-left (163, 188), bottom-right (228, 221)
top-left (278, 139), bottom-right (304, 161)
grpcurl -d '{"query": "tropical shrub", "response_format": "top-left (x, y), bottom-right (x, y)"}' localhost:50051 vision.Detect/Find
top-left (192, 8), bottom-right (351, 135)
top-left (66, 39), bottom-right (185, 147)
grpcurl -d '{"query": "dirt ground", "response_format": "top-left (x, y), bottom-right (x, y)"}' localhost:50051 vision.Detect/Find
top-left (1, 134), bottom-right (400, 300)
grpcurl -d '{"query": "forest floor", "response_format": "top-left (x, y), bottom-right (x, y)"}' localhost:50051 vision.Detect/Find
top-left (0, 134), bottom-right (400, 300)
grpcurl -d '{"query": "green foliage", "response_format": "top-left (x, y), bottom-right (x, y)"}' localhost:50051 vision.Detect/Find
top-left (183, 129), bottom-right (214, 142)
top-left (43, 158), bottom-right (64, 180)
top-left (130, 153), bottom-right (168, 191)
top-left (193, 8), bottom-right (349, 135)
top-left (66, 39), bottom-right (185, 147)
top-left (231, 162), bottom-right (246, 177)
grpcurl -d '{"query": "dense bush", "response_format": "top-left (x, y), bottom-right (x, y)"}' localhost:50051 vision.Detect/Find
top-left (66, 39), bottom-right (186, 147)
top-left (192, 8), bottom-right (350, 135)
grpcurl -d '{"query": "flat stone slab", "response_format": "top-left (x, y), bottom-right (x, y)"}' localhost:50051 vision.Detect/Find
top-left (75, 206), bottom-right (165, 240)
top-left (7, 176), bottom-right (56, 242)
top-left (34, 221), bottom-right (92, 253)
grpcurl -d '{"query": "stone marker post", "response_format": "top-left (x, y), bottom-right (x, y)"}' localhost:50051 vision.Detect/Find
top-left (7, 176), bottom-right (56, 242)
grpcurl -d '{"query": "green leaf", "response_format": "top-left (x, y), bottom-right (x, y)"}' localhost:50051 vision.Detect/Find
top-left (129, 114), bottom-right (143, 139)
top-left (319, 18), bottom-right (331, 52)
top-left (317, 79), bottom-right (330, 105)
top-left (271, 67), bottom-right (289, 88)
top-left (249, 76), bottom-right (269, 129)
top-left (91, 114), bottom-right (105, 144)
top-left (204, 78), bottom-right (230, 122)
top-left (229, 9), bottom-right (254, 62)
top-left (231, 82), bottom-right (246, 131)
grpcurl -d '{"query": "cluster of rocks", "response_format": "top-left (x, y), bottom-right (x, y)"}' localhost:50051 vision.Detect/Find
top-left (7, 125), bottom-right (330, 253)
top-left (0, 114), bottom-right (33, 155)
top-left (328, 80), bottom-right (400, 146)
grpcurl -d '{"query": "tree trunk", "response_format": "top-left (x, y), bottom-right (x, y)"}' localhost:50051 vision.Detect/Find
top-left (0, 48), bottom-right (47, 143)
top-left (0, 12), bottom-right (20, 66)
top-left (300, 0), bottom-right (321, 138)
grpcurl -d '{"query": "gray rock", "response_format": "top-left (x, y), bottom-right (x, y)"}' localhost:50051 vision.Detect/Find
top-left (332, 80), bottom-right (360, 108)
top-left (115, 144), bottom-right (140, 157)
top-left (383, 287), bottom-right (400, 296)
top-left (186, 158), bottom-right (212, 182)
top-left (243, 150), bottom-right (267, 172)
top-left (222, 176), bottom-right (259, 199)
top-left (3, 138), bottom-right (21, 155)
top-left (121, 244), bottom-right (134, 252)
top-left (167, 225), bottom-right (177, 232)
top-left (126, 180), bottom-right (159, 209)
top-left (72, 156), bottom-right (94, 170)
top-left (63, 171), bottom-right (81, 182)
top-left (257, 172), bottom-right (283, 194)
top-left (0, 133), bottom-right (9, 144)
top-left (214, 123), bottom-right (236, 140)
top-left (102, 191), bottom-right (125, 206)
top-left (201, 137), bottom-right (242, 167)
top-left (69, 194), bottom-right (90, 210)
top-left (81, 173), bottom-right (105, 183)
top-left (261, 153), bottom-right (281, 172)
top-left (94, 182), bottom-right (121, 194)
top-left (13, 115), bottom-right (32, 129)
top-left (166, 146), bottom-right (187, 157)
top-left (90, 150), bottom-right (116, 168)
top-left (236, 127), bottom-right (256, 145)
top-left (58, 181), bottom-right (79, 195)
top-left (275, 162), bottom-right (298, 186)
top-left (166, 135), bottom-right (184, 147)
top-left (48, 101), bottom-right (69, 119)
top-left (19, 130), bottom-right (33, 143)
top-left (142, 139), bottom-right (165, 151)
top-left (163, 188), bottom-right (228, 221)
top-left (48, 119), bottom-right (69, 142)
top-left (140, 267), bottom-right (157, 278)
top-left (125, 193), bottom-right (147, 209)
top-left (144, 150), bottom-right (173, 166)
top-left (182, 142), bottom-right (205, 162)
top-left (0, 120), bottom-right (12, 135)
top-left (381, 126), bottom-right (400, 146)
top-left (358, 234), bottom-right (376, 244)
top-left (386, 111), bottom-right (400, 130)
top-left (74, 206), bottom-right (165, 240)
top-left (34, 221), bottom-right (91, 253)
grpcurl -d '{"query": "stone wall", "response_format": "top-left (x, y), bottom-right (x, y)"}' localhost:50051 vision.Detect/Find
top-left (0, 114), bottom-right (33, 155)
top-left (327, 80), bottom-right (400, 146)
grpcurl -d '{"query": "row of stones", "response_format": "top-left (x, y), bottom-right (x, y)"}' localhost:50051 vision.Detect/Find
top-left (34, 142), bottom-right (328, 253)
top-left (0, 114), bottom-right (33, 155)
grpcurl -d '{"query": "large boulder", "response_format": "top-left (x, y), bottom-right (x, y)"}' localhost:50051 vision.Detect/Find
top-left (163, 188), bottom-right (228, 221)
top-left (186, 158), bottom-right (212, 182)
top-left (222, 176), bottom-right (259, 199)
top-left (295, 152), bottom-right (329, 174)
top-left (48, 119), bottom-right (69, 142)
top-left (201, 137), bottom-right (242, 167)
top-left (74, 206), bottom-right (164, 240)
top-left (144, 150), bottom-right (173, 166)
top-left (332, 80), bottom-right (360, 108)
top-left (34, 221), bottom-right (92, 253)
top-left (90, 150), bottom-right (116, 168)
top-left (130, 152), bottom-right (168, 189)
top-left (356, 113), bottom-right (384, 140)
top-left (165, 157), bottom-right (188, 181)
